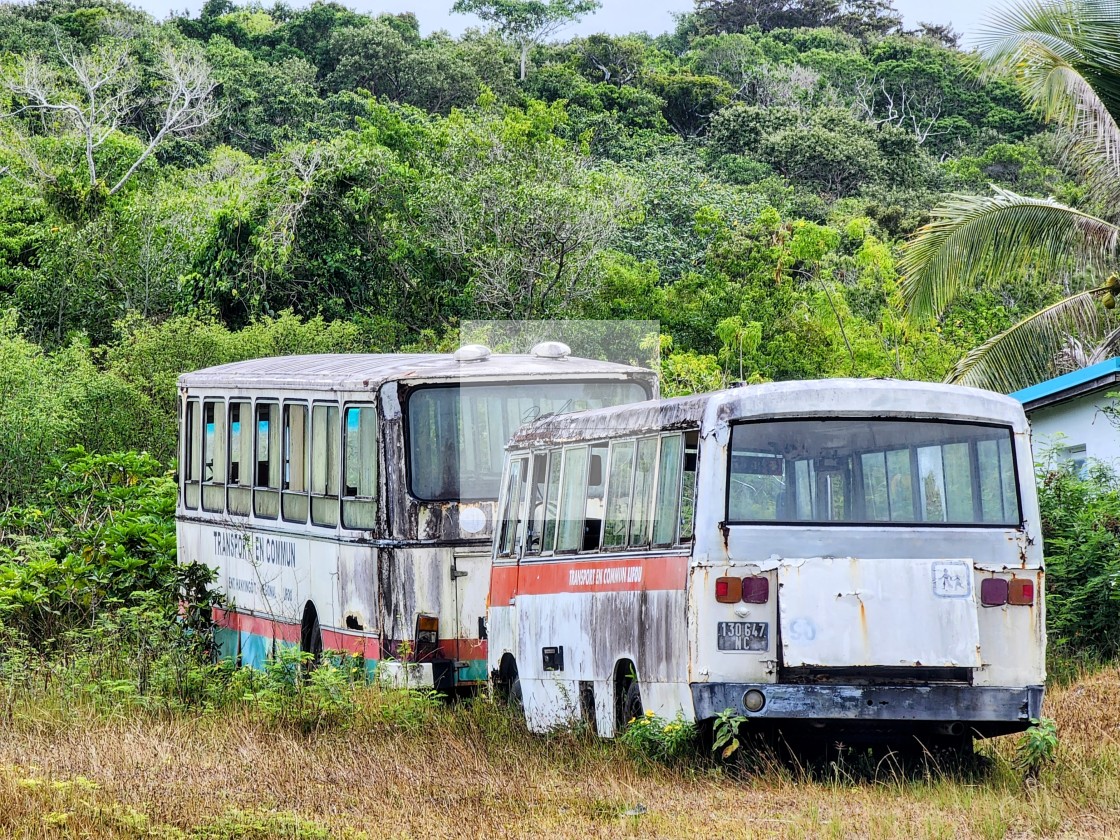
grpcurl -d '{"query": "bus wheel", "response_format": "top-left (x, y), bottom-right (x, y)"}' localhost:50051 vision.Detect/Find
top-left (624, 680), bottom-right (643, 726)
top-left (496, 655), bottom-right (522, 711)
top-left (301, 602), bottom-right (323, 668)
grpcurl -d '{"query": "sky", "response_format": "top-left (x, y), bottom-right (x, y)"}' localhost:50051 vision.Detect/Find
top-left (143, 0), bottom-right (1004, 44)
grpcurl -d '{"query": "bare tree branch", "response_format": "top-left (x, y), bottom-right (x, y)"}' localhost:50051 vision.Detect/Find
top-left (1, 35), bottom-right (217, 199)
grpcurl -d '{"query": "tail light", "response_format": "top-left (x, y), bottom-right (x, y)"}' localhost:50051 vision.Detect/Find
top-left (980, 578), bottom-right (1008, 606)
top-left (981, 577), bottom-right (1034, 607)
top-left (715, 576), bottom-right (741, 603)
top-left (742, 576), bottom-right (769, 604)
top-left (1009, 578), bottom-right (1035, 606)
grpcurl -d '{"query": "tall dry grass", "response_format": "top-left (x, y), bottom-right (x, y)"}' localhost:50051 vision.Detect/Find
top-left (0, 668), bottom-right (1118, 839)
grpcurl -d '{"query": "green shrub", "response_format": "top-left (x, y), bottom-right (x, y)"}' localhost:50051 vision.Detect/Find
top-left (1037, 460), bottom-right (1120, 663)
top-left (0, 447), bottom-right (221, 645)
top-left (619, 710), bottom-right (699, 764)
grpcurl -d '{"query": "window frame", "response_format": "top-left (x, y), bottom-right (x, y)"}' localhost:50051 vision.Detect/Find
top-left (281, 400), bottom-right (310, 524)
top-left (182, 397), bottom-right (201, 510)
top-left (310, 401), bottom-right (341, 529)
top-left (341, 402), bottom-right (379, 531)
top-left (253, 400), bottom-right (281, 520)
top-left (201, 398), bottom-right (226, 514)
top-left (226, 399), bottom-right (253, 517)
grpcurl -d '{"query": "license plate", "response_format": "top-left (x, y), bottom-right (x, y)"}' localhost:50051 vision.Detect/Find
top-left (717, 621), bottom-right (768, 652)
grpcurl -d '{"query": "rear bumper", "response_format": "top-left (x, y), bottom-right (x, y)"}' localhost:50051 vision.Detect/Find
top-left (692, 683), bottom-right (1044, 724)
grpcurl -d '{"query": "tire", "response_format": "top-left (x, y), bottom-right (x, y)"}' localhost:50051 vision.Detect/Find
top-left (510, 676), bottom-right (524, 712)
top-left (624, 680), bottom-right (643, 726)
top-left (301, 610), bottom-right (323, 669)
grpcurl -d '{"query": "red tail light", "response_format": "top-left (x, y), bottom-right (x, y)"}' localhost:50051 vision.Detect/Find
top-left (980, 578), bottom-right (1008, 607)
top-left (742, 576), bottom-right (769, 604)
top-left (715, 576), bottom-right (741, 603)
top-left (1009, 578), bottom-right (1035, 606)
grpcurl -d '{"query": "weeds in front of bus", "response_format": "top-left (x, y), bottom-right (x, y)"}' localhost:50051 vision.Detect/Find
top-left (711, 708), bottom-right (749, 759)
top-left (619, 710), bottom-right (699, 765)
top-left (235, 647), bottom-right (359, 733)
top-left (1016, 717), bottom-right (1058, 780)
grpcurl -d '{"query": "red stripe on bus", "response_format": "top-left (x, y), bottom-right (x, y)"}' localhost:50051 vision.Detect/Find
top-left (215, 607), bottom-right (302, 644)
top-left (214, 608), bottom-right (488, 662)
top-left (439, 638), bottom-right (488, 661)
top-left (491, 553), bottom-right (689, 602)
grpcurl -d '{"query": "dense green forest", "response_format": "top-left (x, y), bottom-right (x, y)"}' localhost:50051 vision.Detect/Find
top-left (0, 0), bottom-right (1087, 486)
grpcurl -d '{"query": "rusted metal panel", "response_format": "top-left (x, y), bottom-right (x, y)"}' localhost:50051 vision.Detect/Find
top-left (691, 683), bottom-right (1044, 722)
top-left (180, 353), bottom-right (655, 394)
top-left (776, 557), bottom-right (982, 669)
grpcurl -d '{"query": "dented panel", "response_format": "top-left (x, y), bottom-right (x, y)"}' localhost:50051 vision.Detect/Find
top-left (776, 557), bottom-right (982, 669)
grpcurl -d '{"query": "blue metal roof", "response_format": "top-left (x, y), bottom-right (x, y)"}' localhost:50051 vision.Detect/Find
top-left (1009, 357), bottom-right (1120, 405)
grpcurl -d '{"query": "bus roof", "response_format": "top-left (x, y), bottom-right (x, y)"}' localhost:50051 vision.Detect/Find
top-left (178, 353), bottom-right (655, 393)
top-left (508, 379), bottom-right (1029, 447)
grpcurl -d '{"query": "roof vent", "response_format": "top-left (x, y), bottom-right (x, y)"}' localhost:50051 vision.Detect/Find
top-left (531, 341), bottom-right (571, 360)
top-left (454, 344), bottom-right (491, 362)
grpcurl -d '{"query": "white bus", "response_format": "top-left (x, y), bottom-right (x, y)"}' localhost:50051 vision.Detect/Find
top-left (176, 345), bottom-right (655, 691)
top-left (488, 380), bottom-right (1045, 750)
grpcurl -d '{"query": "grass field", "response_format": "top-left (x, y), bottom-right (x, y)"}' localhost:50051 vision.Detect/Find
top-left (0, 665), bottom-right (1117, 839)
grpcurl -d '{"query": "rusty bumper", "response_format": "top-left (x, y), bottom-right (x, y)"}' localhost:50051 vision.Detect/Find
top-left (692, 683), bottom-right (1044, 724)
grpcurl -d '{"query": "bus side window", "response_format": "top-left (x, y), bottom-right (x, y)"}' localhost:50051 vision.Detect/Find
top-left (254, 402), bottom-right (281, 519)
top-left (201, 399), bottom-right (226, 513)
top-left (524, 452), bottom-right (549, 555)
top-left (680, 430), bottom-right (699, 542)
top-left (311, 403), bottom-right (340, 528)
top-left (282, 403), bottom-right (309, 523)
top-left (342, 405), bottom-right (378, 530)
top-left (652, 433), bottom-right (682, 547)
top-left (584, 444), bottom-right (608, 550)
top-left (498, 456), bottom-right (528, 557)
top-left (540, 450), bottom-right (563, 554)
top-left (628, 437), bottom-right (657, 547)
top-left (183, 399), bottom-right (200, 510)
top-left (555, 446), bottom-right (589, 553)
top-left (227, 400), bottom-right (252, 516)
top-left (603, 440), bottom-right (636, 549)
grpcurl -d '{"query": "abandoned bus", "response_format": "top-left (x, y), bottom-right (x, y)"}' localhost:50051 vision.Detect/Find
top-left (488, 380), bottom-right (1044, 747)
top-left (176, 345), bottom-right (655, 691)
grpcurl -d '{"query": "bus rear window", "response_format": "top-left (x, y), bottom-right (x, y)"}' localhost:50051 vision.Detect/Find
top-left (728, 419), bottom-right (1020, 526)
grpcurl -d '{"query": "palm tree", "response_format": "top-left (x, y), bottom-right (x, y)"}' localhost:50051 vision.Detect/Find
top-left (900, 0), bottom-right (1120, 392)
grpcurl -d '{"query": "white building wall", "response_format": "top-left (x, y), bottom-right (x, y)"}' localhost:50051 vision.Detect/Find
top-left (1028, 391), bottom-right (1120, 469)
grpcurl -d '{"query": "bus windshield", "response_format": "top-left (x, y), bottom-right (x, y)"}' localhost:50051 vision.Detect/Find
top-left (407, 381), bottom-right (649, 501)
top-left (728, 418), bottom-right (1021, 526)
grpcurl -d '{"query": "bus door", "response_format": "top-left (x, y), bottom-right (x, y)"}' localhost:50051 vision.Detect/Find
top-left (451, 540), bottom-right (492, 683)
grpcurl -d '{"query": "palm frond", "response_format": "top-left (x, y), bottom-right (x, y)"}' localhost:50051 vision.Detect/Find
top-left (977, 0), bottom-right (1120, 185)
top-left (900, 188), bottom-right (1120, 319)
top-left (948, 290), bottom-right (1109, 391)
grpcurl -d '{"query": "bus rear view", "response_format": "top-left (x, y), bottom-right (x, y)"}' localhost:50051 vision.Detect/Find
top-left (489, 379), bottom-right (1043, 751)
top-left (696, 381), bottom-right (1044, 748)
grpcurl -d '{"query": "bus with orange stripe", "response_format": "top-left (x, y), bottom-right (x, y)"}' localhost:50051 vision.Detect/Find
top-left (488, 380), bottom-right (1045, 751)
top-left (176, 344), bottom-right (654, 692)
